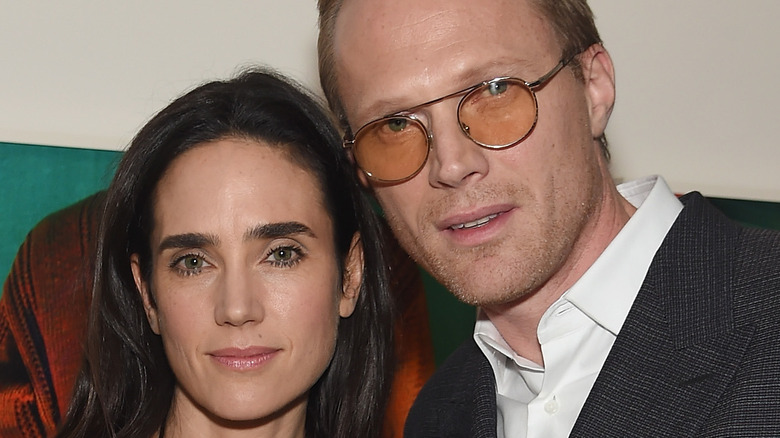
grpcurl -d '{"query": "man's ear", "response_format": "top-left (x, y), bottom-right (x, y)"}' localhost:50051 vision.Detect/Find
top-left (356, 168), bottom-right (371, 188)
top-left (130, 253), bottom-right (160, 334)
top-left (346, 148), bottom-right (372, 188)
top-left (580, 43), bottom-right (616, 139)
top-left (339, 232), bottom-right (364, 318)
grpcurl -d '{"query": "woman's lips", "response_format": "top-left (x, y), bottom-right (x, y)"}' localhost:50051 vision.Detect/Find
top-left (209, 347), bottom-right (280, 370)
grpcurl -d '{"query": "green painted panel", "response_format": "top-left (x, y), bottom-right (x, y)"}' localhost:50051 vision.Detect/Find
top-left (420, 269), bottom-right (476, 366)
top-left (709, 197), bottom-right (780, 230)
top-left (0, 142), bottom-right (121, 280)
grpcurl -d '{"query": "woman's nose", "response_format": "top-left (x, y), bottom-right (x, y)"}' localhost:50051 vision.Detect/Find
top-left (214, 268), bottom-right (264, 326)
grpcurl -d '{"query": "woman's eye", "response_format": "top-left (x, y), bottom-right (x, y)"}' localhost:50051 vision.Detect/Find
top-left (182, 256), bottom-right (203, 270)
top-left (266, 245), bottom-right (303, 268)
top-left (171, 253), bottom-right (210, 276)
top-left (271, 247), bottom-right (293, 262)
top-left (487, 81), bottom-right (509, 96)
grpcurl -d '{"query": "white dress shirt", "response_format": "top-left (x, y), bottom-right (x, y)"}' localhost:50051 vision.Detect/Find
top-left (474, 175), bottom-right (683, 438)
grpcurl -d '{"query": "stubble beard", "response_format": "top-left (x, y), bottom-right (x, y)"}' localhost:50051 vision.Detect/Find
top-left (382, 181), bottom-right (598, 307)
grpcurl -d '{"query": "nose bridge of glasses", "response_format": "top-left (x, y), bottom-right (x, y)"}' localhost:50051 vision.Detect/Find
top-left (410, 81), bottom-right (477, 111)
top-left (426, 94), bottom-right (472, 141)
top-left (390, 83), bottom-right (474, 137)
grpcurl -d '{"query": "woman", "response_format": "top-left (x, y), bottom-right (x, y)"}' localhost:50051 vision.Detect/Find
top-left (56, 69), bottom-right (394, 437)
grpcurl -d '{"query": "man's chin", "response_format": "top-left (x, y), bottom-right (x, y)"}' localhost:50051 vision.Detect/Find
top-left (440, 276), bottom-right (534, 307)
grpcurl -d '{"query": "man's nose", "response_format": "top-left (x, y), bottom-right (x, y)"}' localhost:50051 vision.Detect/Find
top-left (425, 103), bottom-right (489, 188)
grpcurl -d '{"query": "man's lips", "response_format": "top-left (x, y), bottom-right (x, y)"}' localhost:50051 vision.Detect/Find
top-left (439, 205), bottom-right (513, 231)
top-left (208, 347), bottom-right (280, 370)
top-left (448, 213), bottom-right (500, 230)
top-left (435, 205), bottom-right (515, 247)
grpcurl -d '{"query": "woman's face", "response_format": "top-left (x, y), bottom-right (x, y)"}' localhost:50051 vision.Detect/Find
top-left (131, 138), bottom-right (362, 436)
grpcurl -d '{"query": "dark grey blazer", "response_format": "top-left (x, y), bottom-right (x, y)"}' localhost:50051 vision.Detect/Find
top-left (404, 192), bottom-right (780, 437)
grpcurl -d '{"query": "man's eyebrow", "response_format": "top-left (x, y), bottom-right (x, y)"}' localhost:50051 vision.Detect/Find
top-left (244, 222), bottom-right (316, 242)
top-left (158, 233), bottom-right (220, 252)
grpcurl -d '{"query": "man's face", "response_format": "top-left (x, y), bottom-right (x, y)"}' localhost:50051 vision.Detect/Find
top-left (333, 0), bottom-right (611, 306)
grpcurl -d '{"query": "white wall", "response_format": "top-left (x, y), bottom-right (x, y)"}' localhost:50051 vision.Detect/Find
top-left (1, 1), bottom-right (778, 202)
top-left (591, 0), bottom-right (780, 202)
top-left (0, 1), bottom-right (320, 150)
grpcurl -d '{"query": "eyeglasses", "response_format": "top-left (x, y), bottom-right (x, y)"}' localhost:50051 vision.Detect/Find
top-left (344, 56), bottom-right (573, 182)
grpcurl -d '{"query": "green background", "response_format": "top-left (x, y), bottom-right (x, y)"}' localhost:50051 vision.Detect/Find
top-left (0, 142), bottom-right (120, 279)
top-left (2, 142), bottom-right (779, 365)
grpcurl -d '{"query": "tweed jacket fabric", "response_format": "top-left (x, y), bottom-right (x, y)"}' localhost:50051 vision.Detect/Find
top-left (405, 192), bottom-right (780, 437)
top-left (0, 191), bottom-right (435, 438)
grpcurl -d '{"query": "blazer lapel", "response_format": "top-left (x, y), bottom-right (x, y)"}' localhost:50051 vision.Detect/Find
top-left (571, 193), bottom-right (754, 437)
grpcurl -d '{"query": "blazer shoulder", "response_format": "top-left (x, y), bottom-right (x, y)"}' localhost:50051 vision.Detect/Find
top-left (404, 338), bottom-right (497, 438)
top-left (410, 338), bottom-right (490, 409)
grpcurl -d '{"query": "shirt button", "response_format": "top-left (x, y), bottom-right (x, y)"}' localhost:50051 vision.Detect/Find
top-left (544, 399), bottom-right (560, 415)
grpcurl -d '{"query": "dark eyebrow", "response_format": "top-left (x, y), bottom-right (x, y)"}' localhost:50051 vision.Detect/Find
top-left (158, 233), bottom-right (220, 252)
top-left (244, 221), bottom-right (316, 242)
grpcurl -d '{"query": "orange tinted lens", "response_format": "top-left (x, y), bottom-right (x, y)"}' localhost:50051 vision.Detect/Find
top-left (353, 117), bottom-right (429, 181)
top-left (459, 79), bottom-right (537, 147)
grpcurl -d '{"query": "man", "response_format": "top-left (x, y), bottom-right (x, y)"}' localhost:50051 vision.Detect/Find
top-left (317, 0), bottom-right (780, 436)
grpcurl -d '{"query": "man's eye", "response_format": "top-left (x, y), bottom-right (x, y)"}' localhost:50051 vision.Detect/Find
top-left (487, 81), bottom-right (509, 96)
top-left (386, 118), bottom-right (408, 132)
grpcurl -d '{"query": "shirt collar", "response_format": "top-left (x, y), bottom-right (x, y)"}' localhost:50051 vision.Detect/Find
top-left (475, 175), bottom-right (683, 356)
top-left (566, 175), bottom-right (682, 335)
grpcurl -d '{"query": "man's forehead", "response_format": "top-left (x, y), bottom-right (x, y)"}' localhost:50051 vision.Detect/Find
top-left (334, 0), bottom-right (547, 34)
top-left (332, 0), bottom-right (554, 75)
top-left (351, 58), bottom-right (541, 123)
top-left (332, 0), bottom-right (557, 122)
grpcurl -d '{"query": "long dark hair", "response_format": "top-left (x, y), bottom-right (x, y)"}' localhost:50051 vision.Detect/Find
top-left (57, 68), bottom-right (394, 437)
